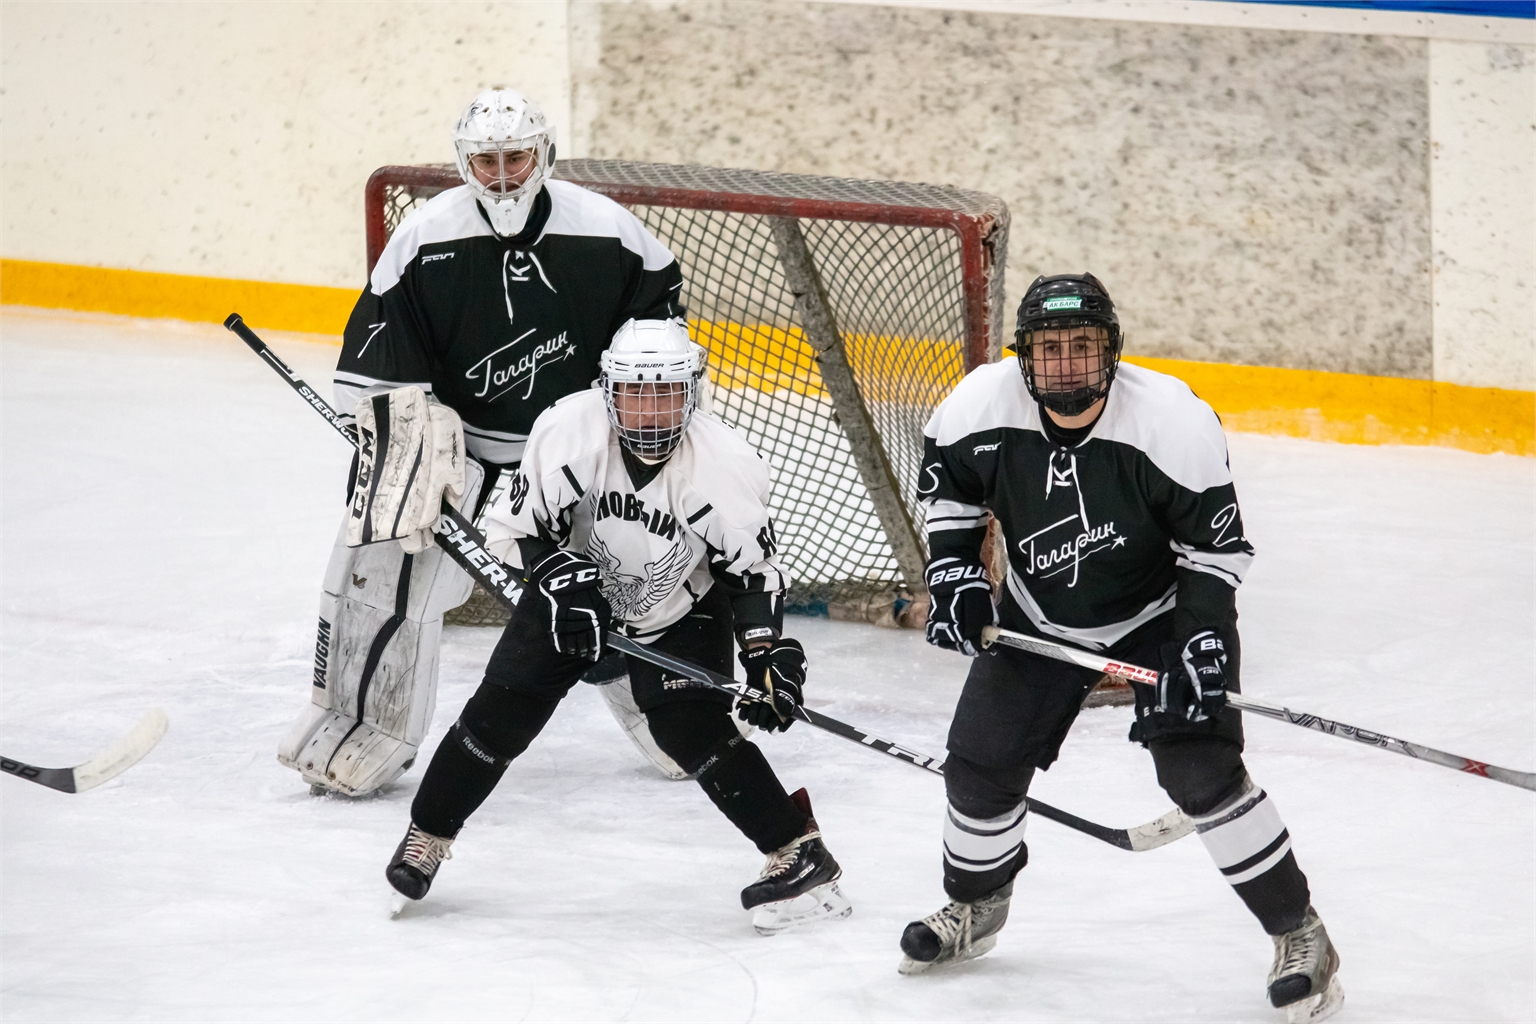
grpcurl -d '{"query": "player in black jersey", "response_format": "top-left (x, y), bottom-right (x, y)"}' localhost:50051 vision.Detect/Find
top-left (898, 275), bottom-right (1342, 1024)
top-left (276, 88), bottom-right (689, 798)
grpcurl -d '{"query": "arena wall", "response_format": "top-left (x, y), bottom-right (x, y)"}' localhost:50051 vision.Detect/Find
top-left (2, 0), bottom-right (1531, 453)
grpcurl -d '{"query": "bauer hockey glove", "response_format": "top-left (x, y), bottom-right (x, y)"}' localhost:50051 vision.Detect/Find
top-left (1155, 629), bottom-right (1229, 722)
top-left (737, 638), bottom-right (806, 732)
top-left (527, 549), bottom-right (611, 662)
top-left (924, 555), bottom-right (996, 656)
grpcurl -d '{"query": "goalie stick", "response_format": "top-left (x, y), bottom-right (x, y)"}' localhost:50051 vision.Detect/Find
top-left (1, 709), bottom-right (169, 793)
top-left (983, 625), bottom-right (1536, 793)
top-left (225, 313), bottom-right (1193, 853)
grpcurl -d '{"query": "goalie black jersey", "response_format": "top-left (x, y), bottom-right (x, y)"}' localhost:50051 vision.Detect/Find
top-left (334, 181), bottom-right (684, 464)
top-left (921, 359), bottom-right (1254, 650)
top-left (482, 390), bottom-right (787, 641)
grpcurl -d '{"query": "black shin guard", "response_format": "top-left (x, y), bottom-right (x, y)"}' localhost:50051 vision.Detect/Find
top-left (695, 735), bottom-right (808, 854)
top-left (409, 683), bottom-right (560, 838)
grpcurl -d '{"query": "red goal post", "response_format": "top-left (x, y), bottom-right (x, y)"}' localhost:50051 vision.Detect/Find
top-left (363, 159), bottom-right (1010, 624)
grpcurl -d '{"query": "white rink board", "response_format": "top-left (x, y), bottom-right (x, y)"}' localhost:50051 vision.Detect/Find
top-left (1, 309), bottom-right (1532, 1022)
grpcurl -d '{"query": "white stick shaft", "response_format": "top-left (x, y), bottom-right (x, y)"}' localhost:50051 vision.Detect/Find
top-left (981, 626), bottom-right (1536, 793)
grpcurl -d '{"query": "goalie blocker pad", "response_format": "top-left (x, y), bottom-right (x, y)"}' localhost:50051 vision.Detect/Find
top-left (279, 460), bottom-right (487, 795)
top-left (348, 386), bottom-right (465, 553)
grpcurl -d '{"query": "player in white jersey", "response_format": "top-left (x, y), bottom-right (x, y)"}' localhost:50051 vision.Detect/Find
top-left (382, 320), bottom-right (850, 933)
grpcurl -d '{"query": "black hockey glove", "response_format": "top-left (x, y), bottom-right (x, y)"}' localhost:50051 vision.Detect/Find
top-left (924, 555), bottom-right (996, 657)
top-left (526, 549), bottom-right (611, 662)
top-left (737, 638), bottom-right (806, 733)
top-left (1155, 629), bottom-right (1229, 723)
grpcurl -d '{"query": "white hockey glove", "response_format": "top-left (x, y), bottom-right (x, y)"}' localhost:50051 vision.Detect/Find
top-left (924, 555), bottom-right (996, 657)
top-left (1155, 629), bottom-right (1229, 722)
top-left (347, 387), bottom-right (465, 553)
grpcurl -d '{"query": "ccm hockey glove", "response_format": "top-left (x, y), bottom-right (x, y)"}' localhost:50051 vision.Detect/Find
top-left (737, 638), bottom-right (806, 732)
top-left (526, 549), bottom-right (611, 662)
top-left (924, 555), bottom-right (996, 656)
top-left (1155, 629), bottom-right (1229, 722)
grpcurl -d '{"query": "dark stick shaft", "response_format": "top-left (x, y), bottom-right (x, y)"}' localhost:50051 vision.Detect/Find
top-left (227, 313), bottom-right (1191, 850)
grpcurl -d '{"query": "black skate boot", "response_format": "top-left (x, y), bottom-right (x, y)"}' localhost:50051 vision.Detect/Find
top-left (898, 880), bottom-right (1014, 975)
top-left (740, 789), bottom-right (851, 935)
top-left (385, 822), bottom-right (455, 914)
top-left (1268, 906), bottom-right (1344, 1023)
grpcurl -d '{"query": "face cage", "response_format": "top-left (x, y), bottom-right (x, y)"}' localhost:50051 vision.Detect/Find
top-left (1018, 321), bottom-right (1123, 417)
top-left (602, 377), bottom-right (699, 459)
top-left (457, 137), bottom-right (547, 202)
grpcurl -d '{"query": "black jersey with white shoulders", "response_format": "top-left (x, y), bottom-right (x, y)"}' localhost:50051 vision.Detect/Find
top-left (334, 180), bottom-right (684, 464)
top-left (920, 359), bottom-right (1254, 650)
top-left (482, 389), bottom-right (787, 642)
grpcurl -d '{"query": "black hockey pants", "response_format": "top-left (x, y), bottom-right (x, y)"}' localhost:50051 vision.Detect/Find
top-left (410, 585), bottom-right (808, 854)
top-left (942, 614), bottom-right (1311, 935)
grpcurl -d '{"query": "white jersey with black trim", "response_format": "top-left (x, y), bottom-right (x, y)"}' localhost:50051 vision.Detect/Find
top-left (920, 359), bottom-right (1254, 649)
top-left (482, 390), bottom-right (788, 641)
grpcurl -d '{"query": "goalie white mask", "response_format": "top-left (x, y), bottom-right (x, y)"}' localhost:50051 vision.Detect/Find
top-left (599, 319), bottom-right (705, 461)
top-left (453, 87), bottom-right (556, 238)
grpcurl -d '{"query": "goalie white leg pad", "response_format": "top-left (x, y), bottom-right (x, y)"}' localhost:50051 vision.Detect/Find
top-left (279, 461), bottom-right (484, 795)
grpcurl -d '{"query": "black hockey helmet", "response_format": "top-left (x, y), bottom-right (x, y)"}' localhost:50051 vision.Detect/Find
top-left (1015, 273), bottom-right (1123, 417)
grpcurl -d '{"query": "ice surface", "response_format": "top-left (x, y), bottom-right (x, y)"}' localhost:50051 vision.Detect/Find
top-left (2, 308), bottom-right (1532, 1021)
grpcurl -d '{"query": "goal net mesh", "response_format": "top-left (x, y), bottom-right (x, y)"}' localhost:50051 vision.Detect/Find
top-left (366, 160), bottom-right (1008, 626)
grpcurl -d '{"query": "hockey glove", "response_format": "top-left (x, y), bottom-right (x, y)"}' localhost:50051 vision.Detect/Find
top-left (1155, 629), bottom-right (1229, 723)
top-left (347, 386), bottom-right (465, 553)
top-left (924, 555), bottom-right (996, 657)
top-left (737, 638), bottom-right (806, 733)
top-left (527, 549), bottom-right (611, 662)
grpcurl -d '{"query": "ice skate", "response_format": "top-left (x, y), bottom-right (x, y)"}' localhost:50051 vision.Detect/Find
top-left (385, 822), bottom-right (455, 904)
top-left (1268, 906), bottom-right (1344, 1023)
top-left (898, 880), bottom-right (1013, 975)
top-left (741, 791), bottom-right (849, 935)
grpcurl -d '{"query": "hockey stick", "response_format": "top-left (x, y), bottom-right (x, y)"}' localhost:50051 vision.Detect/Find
top-left (1, 709), bottom-right (169, 793)
top-left (983, 625), bottom-right (1536, 793)
top-left (225, 314), bottom-right (1191, 851)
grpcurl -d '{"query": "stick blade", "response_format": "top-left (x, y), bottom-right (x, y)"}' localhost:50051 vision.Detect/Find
top-left (72, 709), bottom-right (169, 792)
top-left (1125, 807), bottom-right (1195, 851)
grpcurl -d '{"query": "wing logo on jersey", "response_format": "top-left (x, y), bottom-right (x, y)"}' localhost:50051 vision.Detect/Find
top-left (587, 533), bottom-right (696, 623)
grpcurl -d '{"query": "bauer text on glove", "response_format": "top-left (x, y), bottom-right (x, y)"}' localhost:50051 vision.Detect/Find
top-left (924, 555), bottom-right (996, 657)
top-left (1154, 629), bottom-right (1228, 722)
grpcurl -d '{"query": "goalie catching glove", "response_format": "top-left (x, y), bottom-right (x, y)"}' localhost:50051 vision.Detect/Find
top-left (924, 554), bottom-right (996, 657)
top-left (526, 549), bottom-right (611, 662)
top-left (736, 638), bottom-right (806, 732)
top-left (1155, 629), bottom-right (1229, 722)
top-left (347, 387), bottom-right (465, 553)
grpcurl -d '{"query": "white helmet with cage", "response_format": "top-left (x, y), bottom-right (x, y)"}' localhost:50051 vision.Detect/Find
top-left (452, 87), bottom-right (556, 237)
top-left (599, 319), bottom-right (705, 460)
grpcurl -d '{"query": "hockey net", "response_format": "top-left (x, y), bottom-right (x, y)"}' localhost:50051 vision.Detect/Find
top-left (363, 159), bottom-right (1009, 628)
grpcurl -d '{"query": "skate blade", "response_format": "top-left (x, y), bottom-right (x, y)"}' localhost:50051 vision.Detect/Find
top-left (751, 881), bottom-right (852, 935)
top-left (897, 934), bottom-right (999, 976)
top-left (1286, 976), bottom-right (1344, 1024)
top-left (388, 890), bottom-right (411, 919)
